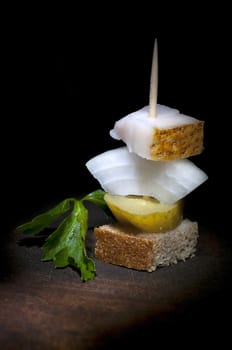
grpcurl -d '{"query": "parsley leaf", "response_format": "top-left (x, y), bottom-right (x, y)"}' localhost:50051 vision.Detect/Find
top-left (16, 190), bottom-right (109, 281)
top-left (82, 189), bottom-right (112, 217)
top-left (42, 199), bottom-right (95, 281)
top-left (16, 199), bottom-right (71, 235)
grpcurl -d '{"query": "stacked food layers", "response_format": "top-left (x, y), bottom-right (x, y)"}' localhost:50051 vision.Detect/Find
top-left (86, 41), bottom-right (208, 272)
top-left (86, 104), bottom-right (208, 271)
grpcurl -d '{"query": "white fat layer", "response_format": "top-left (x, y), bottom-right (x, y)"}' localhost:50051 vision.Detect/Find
top-left (109, 104), bottom-right (200, 159)
top-left (85, 147), bottom-right (208, 204)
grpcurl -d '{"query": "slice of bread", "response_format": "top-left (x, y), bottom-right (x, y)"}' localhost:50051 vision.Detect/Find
top-left (94, 219), bottom-right (198, 272)
top-left (150, 121), bottom-right (204, 160)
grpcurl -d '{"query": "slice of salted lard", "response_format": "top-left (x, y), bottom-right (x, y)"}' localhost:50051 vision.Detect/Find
top-left (85, 147), bottom-right (208, 204)
top-left (110, 105), bottom-right (204, 160)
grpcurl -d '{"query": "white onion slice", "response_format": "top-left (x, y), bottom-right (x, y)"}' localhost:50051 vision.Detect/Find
top-left (85, 147), bottom-right (208, 204)
top-left (109, 104), bottom-right (201, 159)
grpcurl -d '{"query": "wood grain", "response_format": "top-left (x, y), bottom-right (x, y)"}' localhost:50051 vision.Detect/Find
top-left (0, 208), bottom-right (231, 349)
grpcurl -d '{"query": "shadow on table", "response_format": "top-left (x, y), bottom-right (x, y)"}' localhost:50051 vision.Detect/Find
top-left (91, 292), bottom-right (231, 348)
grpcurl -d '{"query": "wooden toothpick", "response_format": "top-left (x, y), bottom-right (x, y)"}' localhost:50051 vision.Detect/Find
top-left (149, 38), bottom-right (158, 118)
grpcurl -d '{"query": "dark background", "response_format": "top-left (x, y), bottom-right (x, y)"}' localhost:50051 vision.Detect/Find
top-left (1, 7), bottom-right (231, 349)
top-left (2, 10), bottom-right (229, 236)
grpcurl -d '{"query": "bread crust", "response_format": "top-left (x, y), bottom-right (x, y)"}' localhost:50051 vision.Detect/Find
top-left (94, 219), bottom-right (199, 272)
top-left (150, 121), bottom-right (204, 160)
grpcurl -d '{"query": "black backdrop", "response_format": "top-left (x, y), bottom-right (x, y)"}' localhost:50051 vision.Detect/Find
top-left (3, 17), bottom-right (229, 236)
top-left (1, 10), bottom-right (231, 348)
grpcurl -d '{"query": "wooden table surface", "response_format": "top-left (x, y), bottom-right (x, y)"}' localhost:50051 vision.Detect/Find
top-left (1, 207), bottom-right (231, 349)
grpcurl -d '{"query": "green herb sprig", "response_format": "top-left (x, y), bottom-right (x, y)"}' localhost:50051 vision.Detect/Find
top-left (16, 190), bottom-right (110, 281)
